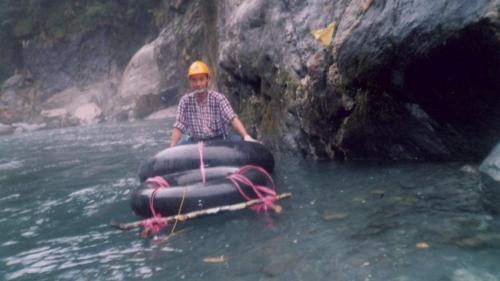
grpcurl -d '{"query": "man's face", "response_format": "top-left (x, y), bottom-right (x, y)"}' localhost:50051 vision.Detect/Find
top-left (189, 74), bottom-right (209, 91)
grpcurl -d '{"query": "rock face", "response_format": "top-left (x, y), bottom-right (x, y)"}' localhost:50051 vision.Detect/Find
top-left (0, 74), bottom-right (36, 124)
top-left (22, 30), bottom-right (121, 97)
top-left (0, 30), bottom-right (20, 82)
top-left (152, 0), bottom-right (499, 160)
top-left (211, 0), bottom-right (500, 160)
top-left (154, 1), bottom-right (218, 103)
top-left (316, 0), bottom-right (500, 160)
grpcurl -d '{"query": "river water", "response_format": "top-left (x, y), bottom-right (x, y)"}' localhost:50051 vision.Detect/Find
top-left (1, 119), bottom-right (499, 281)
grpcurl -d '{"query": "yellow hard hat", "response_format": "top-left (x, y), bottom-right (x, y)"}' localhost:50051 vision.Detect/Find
top-left (187, 60), bottom-right (210, 77)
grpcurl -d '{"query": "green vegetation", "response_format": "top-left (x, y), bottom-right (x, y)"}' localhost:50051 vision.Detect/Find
top-left (13, 18), bottom-right (32, 37)
top-left (237, 68), bottom-right (300, 142)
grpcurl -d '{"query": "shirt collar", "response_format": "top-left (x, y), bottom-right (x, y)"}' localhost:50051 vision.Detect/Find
top-left (188, 90), bottom-right (212, 102)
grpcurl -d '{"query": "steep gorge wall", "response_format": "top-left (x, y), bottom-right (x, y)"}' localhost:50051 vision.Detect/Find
top-left (170, 0), bottom-right (499, 161)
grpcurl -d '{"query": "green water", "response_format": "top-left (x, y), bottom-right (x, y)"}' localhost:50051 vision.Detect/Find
top-left (1, 120), bottom-right (499, 281)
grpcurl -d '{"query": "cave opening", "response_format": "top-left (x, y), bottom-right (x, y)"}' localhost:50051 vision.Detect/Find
top-left (402, 21), bottom-right (500, 159)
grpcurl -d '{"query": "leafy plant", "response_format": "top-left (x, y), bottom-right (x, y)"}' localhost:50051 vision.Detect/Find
top-left (13, 18), bottom-right (32, 37)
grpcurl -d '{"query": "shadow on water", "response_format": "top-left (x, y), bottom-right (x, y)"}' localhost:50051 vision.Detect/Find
top-left (0, 120), bottom-right (499, 281)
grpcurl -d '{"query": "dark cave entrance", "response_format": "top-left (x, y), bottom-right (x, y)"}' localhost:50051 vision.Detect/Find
top-left (402, 21), bottom-right (500, 159)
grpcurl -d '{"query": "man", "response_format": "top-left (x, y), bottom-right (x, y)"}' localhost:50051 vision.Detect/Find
top-left (170, 60), bottom-right (257, 147)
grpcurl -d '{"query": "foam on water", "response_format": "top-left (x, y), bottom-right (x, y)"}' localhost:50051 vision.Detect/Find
top-left (0, 193), bottom-right (20, 201)
top-left (0, 159), bottom-right (24, 171)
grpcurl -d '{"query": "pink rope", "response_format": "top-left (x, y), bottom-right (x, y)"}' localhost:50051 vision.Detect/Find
top-left (145, 176), bottom-right (169, 189)
top-left (226, 165), bottom-right (277, 212)
top-left (142, 217), bottom-right (167, 235)
top-left (143, 176), bottom-right (171, 234)
top-left (198, 141), bottom-right (206, 185)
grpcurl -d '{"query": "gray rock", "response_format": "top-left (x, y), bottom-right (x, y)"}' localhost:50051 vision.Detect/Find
top-left (479, 142), bottom-right (500, 213)
top-left (41, 108), bottom-right (69, 128)
top-left (118, 41), bottom-right (161, 101)
top-left (41, 80), bottom-right (116, 124)
top-left (0, 35), bottom-right (20, 82)
top-left (0, 90), bottom-right (25, 108)
top-left (0, 123), bottom-right (13, 135)
top-left (41, 86), bottom-right (92, 113)
top-left (11, 122), bottom-right (47, 132)
top-left (1, 74), bottom-right (24, 90)
top-left (480, 143), bottom-right (500, 182)
top-left (145, 106), bottom-right (177, 120)
top-left (41, 108), bottom-right (68, 119)
top-left (73, 103), bottom-right (102, 125)
top-left (13, 127), bottom-right (23, 134)
top-left (452, 268), bottom-right (499, 281)
top-left (337, 1), bottom-right (496, 81)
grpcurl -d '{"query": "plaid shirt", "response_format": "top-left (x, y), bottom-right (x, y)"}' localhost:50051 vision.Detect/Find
top-left (173, 90), bottom-right (237, 140)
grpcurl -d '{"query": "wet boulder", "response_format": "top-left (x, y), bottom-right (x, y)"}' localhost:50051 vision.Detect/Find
top-left (1, 74), bottom-right (25, 90)
top-left (0, 89), bottom-right (25, 109)
top-left (11, 122), bottom-right (47, 133)
top-left (479, 142), bottom-right (500, 214)
top-left (116, 40), bottom-right (164, 120)
top-left (40, 80), bottom-right (115, 126)
top-left (0, 123), bottom-right (13, 135)
top-left (480, 143), bottom-right (500, 182)
top-left (452, 268), bottom-right (500, 281)
top-left (145, 106), bottom-right (177, 120)
top-left (73, 103), bottom-right (103, 125)
top-left (0, 74), bottom-right (36, 124)
top-left (40, 108), bottom-right (73, 129)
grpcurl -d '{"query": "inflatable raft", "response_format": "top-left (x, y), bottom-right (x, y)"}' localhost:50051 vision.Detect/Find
top-left (131, 141), bottom-right (275, 218)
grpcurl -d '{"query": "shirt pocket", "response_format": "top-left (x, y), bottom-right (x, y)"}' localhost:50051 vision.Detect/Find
top-left (208, 117), bottom-right (222, 131)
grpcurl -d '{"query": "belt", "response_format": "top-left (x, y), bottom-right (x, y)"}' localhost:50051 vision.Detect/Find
top-left (190, 135), bottom-right (225, 142)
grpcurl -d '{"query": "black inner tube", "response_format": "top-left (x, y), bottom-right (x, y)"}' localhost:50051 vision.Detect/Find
top-left (138, 140), bottom-right (275, 181)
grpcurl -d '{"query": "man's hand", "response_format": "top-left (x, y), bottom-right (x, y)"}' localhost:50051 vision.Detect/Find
top-left (243, 134), bottom-right (258, 142)
top-left (170, 128), bottom-right (182, 147)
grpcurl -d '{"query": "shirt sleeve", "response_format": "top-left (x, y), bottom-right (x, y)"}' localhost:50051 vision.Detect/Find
top-left (219, 95), bottom-right (237, 123)
top-left (173, 97), bottom-right (188, 133)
